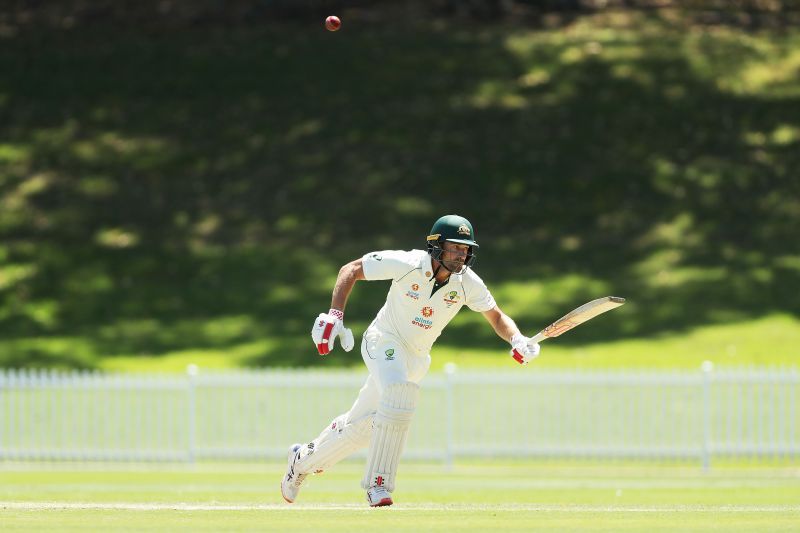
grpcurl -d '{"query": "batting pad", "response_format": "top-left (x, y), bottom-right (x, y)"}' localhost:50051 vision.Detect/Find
top-left (361, 381), bottom-right (420, 492)
top-left (296, 413), bottom-right (373, 475)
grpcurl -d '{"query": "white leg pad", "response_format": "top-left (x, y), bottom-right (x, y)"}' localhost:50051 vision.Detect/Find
top-left (295, 413), bottom-right (373, 475)
top-left (361, 381), bottom-right (420, 492)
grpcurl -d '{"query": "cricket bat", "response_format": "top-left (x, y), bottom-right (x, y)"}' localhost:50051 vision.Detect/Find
top-left (530, 296), bottom-right (626, 344)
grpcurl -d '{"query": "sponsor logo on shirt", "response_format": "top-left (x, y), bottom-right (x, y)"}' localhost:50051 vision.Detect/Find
top-left (412, 316), bottom-right (433, 329)
top-left (412, 307), bottom-right (434, 329)
top-left (385, 348), bottom-right (395, 361)
top-left (370, 253), bottom-right (382, 261)
top-left (405, 288), bottom-right (420, 300)
top-left (443, 290), bottom-right (460, 307)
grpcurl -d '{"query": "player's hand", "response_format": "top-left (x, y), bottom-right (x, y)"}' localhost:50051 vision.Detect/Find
top-left (311, 309), bottom-right (355, 355)
top-left (510, 333), bottom-right (540, 365)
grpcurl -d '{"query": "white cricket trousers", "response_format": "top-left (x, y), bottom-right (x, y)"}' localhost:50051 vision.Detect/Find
top-left (345, 326), bottom-right (431, 424)
top-left (294, 326), bottom-right (430, 477)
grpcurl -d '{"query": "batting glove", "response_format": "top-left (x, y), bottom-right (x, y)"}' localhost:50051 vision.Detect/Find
top-left (510, 333), bottom-right (540, 365)
top-left (311, 309), bottom-right (355, 355)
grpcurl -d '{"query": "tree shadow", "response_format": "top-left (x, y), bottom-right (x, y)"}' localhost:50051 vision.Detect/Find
top-left (0, 12), bottom-right (798, 367)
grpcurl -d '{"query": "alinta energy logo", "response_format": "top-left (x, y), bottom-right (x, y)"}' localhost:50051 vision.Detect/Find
top-left (412, 307), bottom-right (434, 330)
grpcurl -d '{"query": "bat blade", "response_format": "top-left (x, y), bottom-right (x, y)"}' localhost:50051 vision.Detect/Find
top-left (531, 296), bottom-right (625, 343)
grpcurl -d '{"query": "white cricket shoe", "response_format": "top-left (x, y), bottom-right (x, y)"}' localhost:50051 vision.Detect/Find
top-left (281, 443), bottom-right (307, 503)
top-left (366, 485), bottom-right (393, 507)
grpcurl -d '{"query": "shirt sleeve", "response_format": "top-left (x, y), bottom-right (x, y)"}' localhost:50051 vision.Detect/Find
top-left (361, 250), bottom-right (420, 281)
top-left (463, 271), bottom-right (497, 313)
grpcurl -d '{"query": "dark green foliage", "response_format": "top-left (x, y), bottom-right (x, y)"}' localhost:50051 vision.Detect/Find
top-left (1, 12), bottom-right (799, 368)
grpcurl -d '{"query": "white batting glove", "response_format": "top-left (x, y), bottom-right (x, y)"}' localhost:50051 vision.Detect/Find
top-left (311, 309), bottom-right (354, 355)
top-left (510, 333), bottom-right (540, 365)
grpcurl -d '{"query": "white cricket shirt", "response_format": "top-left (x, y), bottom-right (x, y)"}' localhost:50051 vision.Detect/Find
top-left (361, 249), bottom-right (496, 354)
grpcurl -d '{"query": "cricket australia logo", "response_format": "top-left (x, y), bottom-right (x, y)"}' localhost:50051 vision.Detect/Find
top-left (385, 348), bottom-right (395, 361)
top-left (458, 224), bottom-right (471, 236)
top-left (443, 290), bottom-right (460, 308)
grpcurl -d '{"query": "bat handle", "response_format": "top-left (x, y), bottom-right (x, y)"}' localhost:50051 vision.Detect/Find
top-left (530, 332), bottom-right (546, 344)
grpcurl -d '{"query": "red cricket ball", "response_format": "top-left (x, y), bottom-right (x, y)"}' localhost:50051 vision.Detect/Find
top-left (325, 15), bottom-right (341, 32)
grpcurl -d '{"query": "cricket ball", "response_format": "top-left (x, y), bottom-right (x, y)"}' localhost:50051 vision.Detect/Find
top-left (325, 15), bottom-right (341, 32)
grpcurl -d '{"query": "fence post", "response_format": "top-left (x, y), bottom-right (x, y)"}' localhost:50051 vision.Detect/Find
top-left (186, 364), bottom-right (198, 463)
top-left (791, 367), bottom-right (797, 454)
top-left (444, 363), bottom-right (457, 470)
top-left (0, 369), bottom-right (4, 458)
top-left (701, 360), bottom-right (714, 471)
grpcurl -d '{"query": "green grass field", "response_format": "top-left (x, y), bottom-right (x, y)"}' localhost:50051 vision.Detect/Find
top-left (2, 461), bottom-right (799, 532)
top-left (92, 312), bottom-right (800, 373)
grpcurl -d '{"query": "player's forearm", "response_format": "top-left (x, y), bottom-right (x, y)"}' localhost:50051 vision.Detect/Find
top-left (485, 307), bottom-right (522, 343)
top-left (494, 316), bottom-right (521, 343)
top-left (330, 259), bottom-right (365, 312)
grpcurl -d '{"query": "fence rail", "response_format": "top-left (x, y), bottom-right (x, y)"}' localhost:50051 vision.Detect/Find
top-left (0, 366), bottom-right (797, 466)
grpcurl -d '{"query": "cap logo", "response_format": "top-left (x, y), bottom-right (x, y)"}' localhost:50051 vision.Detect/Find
top-left (458, 224), bottom-right (471, 236)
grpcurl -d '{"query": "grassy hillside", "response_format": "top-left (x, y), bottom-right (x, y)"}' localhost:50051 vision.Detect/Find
top-left (1, 10), bottom-right (799, 370)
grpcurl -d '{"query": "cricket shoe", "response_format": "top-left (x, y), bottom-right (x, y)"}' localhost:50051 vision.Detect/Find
top-left (280, 443), bottom-right (307, 503)
top-left (366, 485), bottom-right (393, 507)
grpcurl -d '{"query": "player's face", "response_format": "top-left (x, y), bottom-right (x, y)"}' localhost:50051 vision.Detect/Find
top-left (441, 242), bottom-right (470, 272)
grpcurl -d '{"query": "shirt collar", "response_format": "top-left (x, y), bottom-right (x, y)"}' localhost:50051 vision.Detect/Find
top-left (423, 253), bottom-right (434, 282)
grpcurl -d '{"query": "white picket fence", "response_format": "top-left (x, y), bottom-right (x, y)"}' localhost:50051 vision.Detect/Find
top-left (0, 366), bottom-right (797, 467)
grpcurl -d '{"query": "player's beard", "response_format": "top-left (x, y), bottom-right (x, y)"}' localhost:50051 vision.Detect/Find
top-left (442, 258), bottom-right (466, 274)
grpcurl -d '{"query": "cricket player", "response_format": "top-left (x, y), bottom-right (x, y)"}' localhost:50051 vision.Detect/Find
top-left (281, 214), bottom-right (541, 507)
